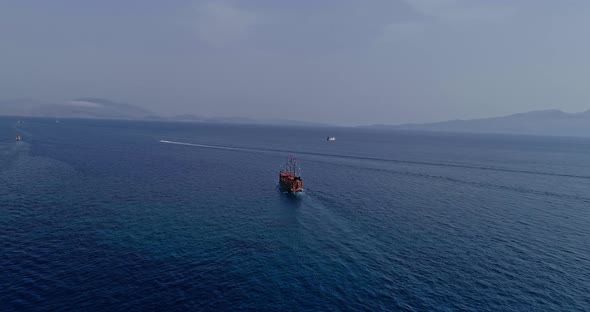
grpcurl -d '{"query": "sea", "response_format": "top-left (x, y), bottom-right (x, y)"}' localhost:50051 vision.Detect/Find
top-left (1, 117), bottom-right (589, 311)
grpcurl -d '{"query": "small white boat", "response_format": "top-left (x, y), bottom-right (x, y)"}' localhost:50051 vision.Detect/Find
top-left (16, 135), bottom-right (22, 141)
top-left (326, 136), bottom-right (336, 141)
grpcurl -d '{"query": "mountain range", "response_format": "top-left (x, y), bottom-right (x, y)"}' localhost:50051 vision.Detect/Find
top-left (0, 98), bottom-right (153, 120)
top-left (2, 98), bottom-right (590, 137)
top-left (370, 109), bottom-right (590, 137)
top-left (0, 98), bottom-right (328, 127)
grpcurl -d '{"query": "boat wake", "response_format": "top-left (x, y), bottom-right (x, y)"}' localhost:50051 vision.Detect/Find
top-left (159, 140), bottom-right (256, 153)
top-left (158, 140), bottom-right (590, 180)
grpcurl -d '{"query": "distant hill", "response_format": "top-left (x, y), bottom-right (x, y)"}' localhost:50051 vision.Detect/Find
top-left (369, 109), bottom-right (590, 137)
top-left (0, 98), bottom-right (45, 116)
top-left (0, 98), bottom-right (153, 119)
top-left (203, 117), bottom-right (329, 127)
top-left (169, 114), bottom-right (329, 127)
top-left (0, 98), bottom-right (330, 127)
top-left (169, 114), bottom-right (206, 122)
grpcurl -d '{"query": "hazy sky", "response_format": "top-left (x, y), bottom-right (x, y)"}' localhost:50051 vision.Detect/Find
top-left (1, 0), bottom-right (590, 125)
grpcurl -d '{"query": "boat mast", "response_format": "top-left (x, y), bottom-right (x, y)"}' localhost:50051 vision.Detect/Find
top-left (282, 155), bottom-right (300, 176)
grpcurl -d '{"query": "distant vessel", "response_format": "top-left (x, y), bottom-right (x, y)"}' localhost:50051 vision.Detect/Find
top-left (327, 136), bottom-right (336, 141)
top-left (15, 135), bottom-right (21, 141)
top-left (279, 155), bottom-right (303, 193)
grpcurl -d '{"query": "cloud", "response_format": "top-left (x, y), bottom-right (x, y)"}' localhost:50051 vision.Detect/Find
top-left (379, 21), bottom-right (426, 43)
top-left (379, 0), bottom-right (514, 42)
top-left (193, 2), bottom-right (258, 46)
top-left (403, 0), bottom-right (514, 21)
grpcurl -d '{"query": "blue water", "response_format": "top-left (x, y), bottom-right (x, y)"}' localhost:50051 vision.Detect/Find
top-left (1, 117), bottom-right (589, 311)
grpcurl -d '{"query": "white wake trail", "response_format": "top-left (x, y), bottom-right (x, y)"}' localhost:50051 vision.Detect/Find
top-left (159, 140), bottom-right (255, 153)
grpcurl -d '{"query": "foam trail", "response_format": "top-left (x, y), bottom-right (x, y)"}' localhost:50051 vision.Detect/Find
top-left (159, 140), bottom-right (256, 153)
top-left (158, 140), bottom-right (590, 180)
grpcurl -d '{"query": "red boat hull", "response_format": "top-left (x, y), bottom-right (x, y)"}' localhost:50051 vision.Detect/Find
top-left (279, 172), bottom-right (303, 192)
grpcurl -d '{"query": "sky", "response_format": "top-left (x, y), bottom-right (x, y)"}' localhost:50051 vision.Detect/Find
top-left (1, 0), bottom-right (590, 125)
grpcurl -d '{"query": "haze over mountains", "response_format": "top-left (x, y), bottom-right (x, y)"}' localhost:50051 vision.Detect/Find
top-left (372, 109), bottom-right (590, 137)
top-left (2, 98), bottom-right (590, 137)
top-left (0, 98), bottom-right (328, 127)
top-left (0, 98), bottom-right (153, 120)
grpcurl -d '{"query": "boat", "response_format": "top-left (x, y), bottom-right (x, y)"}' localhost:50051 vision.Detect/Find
top-left (279, 155), bottom-right (303, 193)
top-left (15, 135), bottom-right (21, 141)
top-left (327, 136), bottom-right (336, 141)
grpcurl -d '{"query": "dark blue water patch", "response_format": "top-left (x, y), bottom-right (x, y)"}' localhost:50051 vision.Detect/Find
top-left (1, 118), bottom-right (589, 311)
